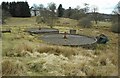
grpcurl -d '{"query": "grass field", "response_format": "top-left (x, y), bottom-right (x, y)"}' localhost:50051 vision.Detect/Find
top-left (1, 17), bottom-right (118, 76)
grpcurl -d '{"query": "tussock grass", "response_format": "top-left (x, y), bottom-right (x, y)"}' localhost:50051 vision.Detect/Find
top-left (2, 59), bottom-right (26, 76)
top-left (36, 44), bottom-right (79, 57)
top-left (3, 41), bottom-right (36, 57)
top-left (2, 17), bottom-right (118, 76)
top-left (13, 42), bottom-right (34, 56)
top-left (26, 53), bottom-right (87, 76)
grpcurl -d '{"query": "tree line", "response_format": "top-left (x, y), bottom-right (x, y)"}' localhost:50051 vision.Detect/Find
top-left (32, 3), bottom-right (90, 19)
top-left (2, 1), bottom-right (31, 17)
top-left (1, 1), bottom-right (112, 21)
top-left (33, 2), bottom-right (112, 28)
top-left (1, 1), bottom-right (118, 30)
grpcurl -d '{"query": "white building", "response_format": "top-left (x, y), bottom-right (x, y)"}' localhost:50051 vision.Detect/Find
top-left (30, 10), bottom-right (40, 16)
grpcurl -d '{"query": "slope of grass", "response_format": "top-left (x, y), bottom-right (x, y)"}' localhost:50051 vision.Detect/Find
top-left (2, 17), bottom-right (118, 76)
top-left (56, 18), bottom-right (78, 26)
top-left (5, 17), bottom-right (36, 26)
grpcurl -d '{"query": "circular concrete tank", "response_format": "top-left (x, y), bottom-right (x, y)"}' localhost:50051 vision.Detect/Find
top-left (40, 33), bottom-right (97, 48)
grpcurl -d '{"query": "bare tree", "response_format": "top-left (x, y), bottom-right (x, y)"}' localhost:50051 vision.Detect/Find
top-left (83, 3), bottom-right (89, 13)
top-left (47, 2), bottom-right (57, 28)
top-left (47, 2), bottom-right (56, 13)
top-left (91, 5), bottom-right (99, 25)
top-left (31, 3), bottom-right (58, 28)
top-left (111, 1), bottom-right (120, 33)
top-left (38, 4), bottom-right (44, 10)
top-left (113, 1), bottom-right (120, 15)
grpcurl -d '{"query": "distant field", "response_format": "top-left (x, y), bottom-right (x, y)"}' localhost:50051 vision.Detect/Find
top-left (5, 17), bottom-right (36, 26)
top-left (1, 17), bottom-right (118, 76)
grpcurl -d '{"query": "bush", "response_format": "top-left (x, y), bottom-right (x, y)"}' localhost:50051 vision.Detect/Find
top-left (111, 22), bottom-right (120, 33)
top-left (2, 10), bottom-right (11, 24)
top-left (78, 17), bottom-right (92, 28)
top-left (70, 13), bottom-right (81, 20)
top-left (36, 16), bottom-right (45, 24)
top-left (111, 14), bottom-right (120, 33)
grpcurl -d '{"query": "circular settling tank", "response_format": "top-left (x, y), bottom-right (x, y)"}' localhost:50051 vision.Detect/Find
top-left (41, 33), bottom-right (97, 46)
top-left (26, 28), bottom-right (59, 34)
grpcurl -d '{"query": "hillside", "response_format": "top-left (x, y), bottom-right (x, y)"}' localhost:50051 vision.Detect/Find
top-left (1, 17), bottom-right (118, 76)
top-left (5, 17), bottom-right (36, 26)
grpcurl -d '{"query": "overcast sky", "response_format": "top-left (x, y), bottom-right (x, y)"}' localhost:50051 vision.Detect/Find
top-left (0, 0), bottom-right (119, 14)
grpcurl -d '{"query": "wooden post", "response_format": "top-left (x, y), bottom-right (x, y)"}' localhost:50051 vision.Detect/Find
top-left (39, 24), bottom-right (41, 30)
top-left (70, 29), bottom-right (76, 34)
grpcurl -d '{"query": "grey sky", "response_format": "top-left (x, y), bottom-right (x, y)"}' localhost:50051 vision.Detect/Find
top-left (0, 0), bottom-right (119, 14)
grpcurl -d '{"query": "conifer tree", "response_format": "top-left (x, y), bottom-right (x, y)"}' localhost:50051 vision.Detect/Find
top-left (57, 4), bottom-right (64, 17)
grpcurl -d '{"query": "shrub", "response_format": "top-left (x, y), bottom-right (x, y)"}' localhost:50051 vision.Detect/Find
top-left (111, 22), bottom-right (120, 33)
top-left (36, 16), bottom-right (45, 24)
top-left (111, 14), bottom-right (120, 33)
top-left (78, 17), bottom-right (92, 28)
top-left (2, 9), bottom-right (11, 24)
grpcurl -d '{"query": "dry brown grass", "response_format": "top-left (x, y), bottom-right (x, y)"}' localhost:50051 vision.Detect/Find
top-left (2, 17), bottom-right (118, 76)
top-left (36, 44), bottom-right (79, 57)
top-left (2, 59), bottom-right (26, 76)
